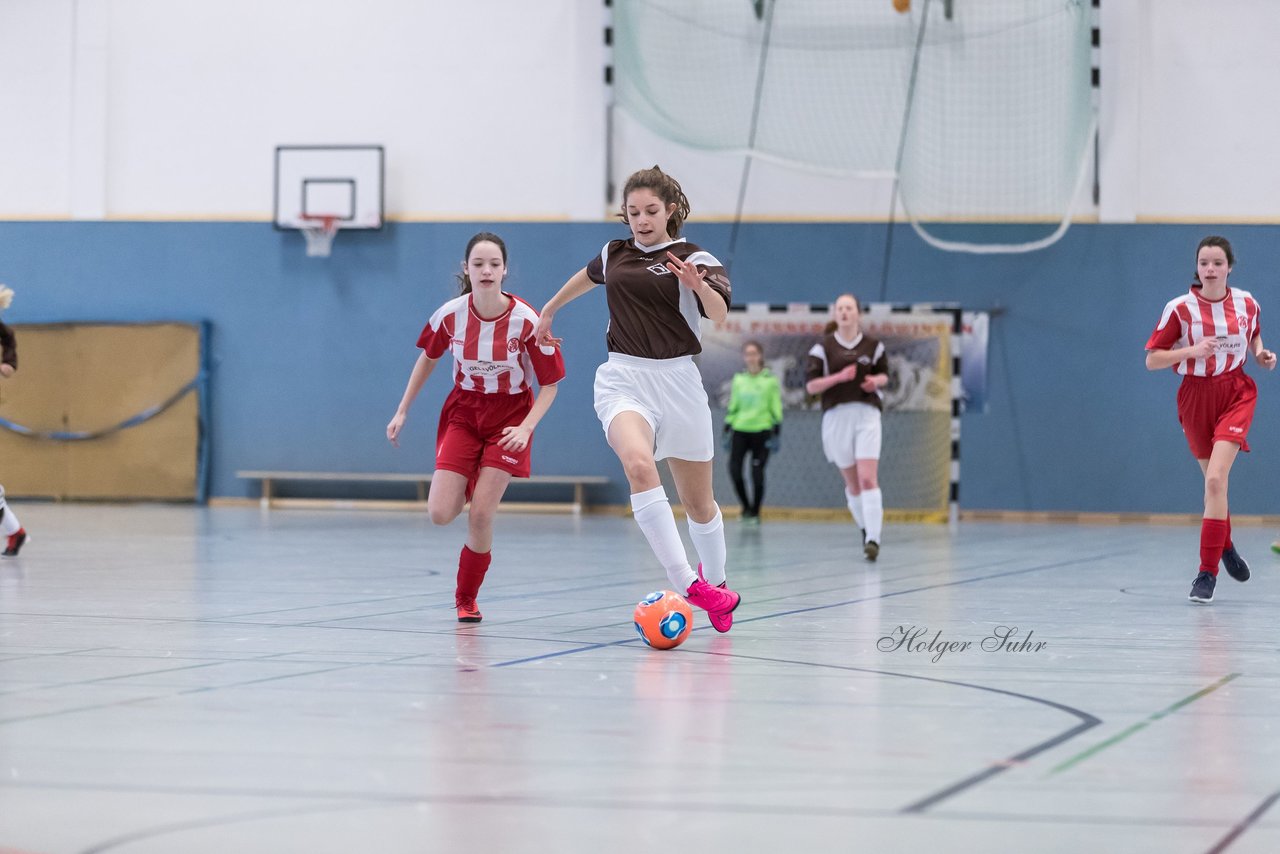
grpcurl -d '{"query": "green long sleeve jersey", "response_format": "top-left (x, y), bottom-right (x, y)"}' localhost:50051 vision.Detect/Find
top-left (725, 369), bottom-right (783, 433)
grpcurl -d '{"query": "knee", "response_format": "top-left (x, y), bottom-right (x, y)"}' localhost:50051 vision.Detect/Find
top-left (1204, 471), bottom-right (1229, 500)
top-left (685, 499), bottom-right (718, 525)
top-left (858, 474), bottom-right (878, 492)
top-left (620, 455), bottom-right (658, 487)
top-left (468, 506), bottom-right (497, 534)
top-left (428, 504), bottom-right (460, 527)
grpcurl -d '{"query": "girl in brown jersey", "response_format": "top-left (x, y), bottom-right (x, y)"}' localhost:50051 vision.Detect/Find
top-left (805, 294), bottom-right (889, 562)
top-left (535, 167), bottom-right (742, 632)
top-left (0, 285), bottom-right (29, 557)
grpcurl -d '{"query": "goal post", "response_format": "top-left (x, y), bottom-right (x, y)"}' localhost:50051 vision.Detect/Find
top-left (699, 303), bottom-right (961, 523)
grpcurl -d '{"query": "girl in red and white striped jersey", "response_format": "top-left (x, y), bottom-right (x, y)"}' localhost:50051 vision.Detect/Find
top-left (388, 233), bottom-right (565, 622)
top-left (1145, 235), bottom-right (1276, 604)
top-left (534, 166), bottom-right (742, 632)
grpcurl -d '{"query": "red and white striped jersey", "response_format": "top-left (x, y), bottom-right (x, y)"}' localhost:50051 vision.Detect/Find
top-left (417, 293), bottom-right (565, 393)
top-left (1146, 286), bottom-right (1262, 377)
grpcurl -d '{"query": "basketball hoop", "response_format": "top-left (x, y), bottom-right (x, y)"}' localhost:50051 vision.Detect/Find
top-left (299, 214), bottom-right (340, 257)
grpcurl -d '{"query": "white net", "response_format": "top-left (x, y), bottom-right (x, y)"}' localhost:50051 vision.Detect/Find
top-left (613, 0), bottom-right (1095, 252)
top-left (300, 216), bottom-right (338, 257)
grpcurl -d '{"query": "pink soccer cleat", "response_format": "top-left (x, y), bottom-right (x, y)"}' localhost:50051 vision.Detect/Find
top-left (695, 564), bottom-right (737, 632)
top-left (685, 574), bottom-right (740, 633)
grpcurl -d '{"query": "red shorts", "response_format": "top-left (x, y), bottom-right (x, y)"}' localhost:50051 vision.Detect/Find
top-left (435, 387), bottom-right (534, 489)
top-left (1176, 371), bottom-right (1257, 458)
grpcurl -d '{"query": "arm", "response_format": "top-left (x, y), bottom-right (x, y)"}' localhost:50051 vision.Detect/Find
top-left (536, 268), bottom-right (598, 346)
top-left (0, 323), bottom-right (15, 378)
top-left (663, 251), bottom-right (729, 323)
top-left (805, 364), bottom-right (859, 396)
top-left (1251, 335), bottom-right (1277, 370)
top-left (768, 376), bottom-right (783, 430)
top-left (692, 276), bottom-right (729, 322)
top-left (499, 383), bottom-right (560, 451)
top-left (386, 351), bottom-right (440, 447)
top-left (860, 372), bottom-right (889, 393)
top-left (725, 377), bottom-right (740, 425)
top-left (1145, 340), bottom-right (1214, 371)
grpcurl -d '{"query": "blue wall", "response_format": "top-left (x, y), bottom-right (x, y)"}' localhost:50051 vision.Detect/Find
top-left (3, 220), bottom-right (1278, 514)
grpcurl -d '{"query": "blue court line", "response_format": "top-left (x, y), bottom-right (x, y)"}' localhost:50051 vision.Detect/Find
top-left (491, 552), bottom-right (1117, 667)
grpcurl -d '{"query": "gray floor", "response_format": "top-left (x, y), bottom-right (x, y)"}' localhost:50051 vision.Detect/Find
top-left (1, 504), bottom-right (1278, 854)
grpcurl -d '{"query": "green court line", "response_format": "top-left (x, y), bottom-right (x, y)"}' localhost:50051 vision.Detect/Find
top-left (1047, 673), bottom-right (1241, 776)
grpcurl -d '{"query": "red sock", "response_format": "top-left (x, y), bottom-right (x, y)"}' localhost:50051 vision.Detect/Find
top-left (1199, 518), bottom-right (1228, 576)
top-left (456, 545), bottom-right (492, 605)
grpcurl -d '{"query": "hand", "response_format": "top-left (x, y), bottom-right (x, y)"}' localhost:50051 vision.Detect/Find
top-left (721, 429), bottom-right (732, 452)
top-left (665, 251), bottom-right (708, 291)
top-left (387, 412), bottom-right (406, 448)
top-left (860, 375), bottom-right (880, 392)
top-left (1187, 339), bottom-right (1216, 360)
top-left (1258, 349), bottom-right (1278, 370)
top-left (0, 364), bottom-right (13, 379)
top-left (765, 432), bottom-right (780, 453)
top-left (534, 311), bottom-right (562, 349)
top-left (836, 363), bottom-right (860, 383)
top-left (499, 424), bottom-right (532, 452)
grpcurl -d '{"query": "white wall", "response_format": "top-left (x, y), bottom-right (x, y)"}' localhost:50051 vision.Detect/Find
top-left (1, 1), bottom-right (74, 218)
top-left (0, 0), bottom-right (1276, 222)
top-left (1, 0), bottom-right (609, 221)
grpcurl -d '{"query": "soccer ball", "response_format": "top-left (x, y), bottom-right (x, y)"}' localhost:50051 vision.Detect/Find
top-left (633, 590), bottom-right (693, 650)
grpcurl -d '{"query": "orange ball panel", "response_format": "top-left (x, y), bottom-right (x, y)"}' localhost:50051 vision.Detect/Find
top-left (633, 590), bottom-right (693, 650)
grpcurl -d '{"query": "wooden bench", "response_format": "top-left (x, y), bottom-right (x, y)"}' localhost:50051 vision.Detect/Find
top-left (235, 470), bottom-right (610, 514)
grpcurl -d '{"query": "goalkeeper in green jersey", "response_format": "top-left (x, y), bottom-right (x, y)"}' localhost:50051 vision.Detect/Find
top-left (723, 341), bottom-right (783, 525)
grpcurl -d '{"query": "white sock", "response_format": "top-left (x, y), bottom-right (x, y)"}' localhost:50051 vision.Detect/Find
top-left (0, 505), bottom-right (20, 537)
top-left (687, 505), bottom-right (727, 586)
top-left (845, 489), bottom-right (864, 531)
top-left (631, 487), bottom-right (697, 593)
top-left (862, 488), bottom-right (883, 544)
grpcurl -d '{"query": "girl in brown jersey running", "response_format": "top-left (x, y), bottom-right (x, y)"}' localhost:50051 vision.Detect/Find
top-left (805, 294), bottom-right (889, 562)
top-left (535, 166), bottom-right (741, 632)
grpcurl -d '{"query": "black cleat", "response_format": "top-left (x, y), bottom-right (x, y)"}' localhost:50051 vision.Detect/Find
top-left (864, 540), bottom-right (879, 562)
top-left (1221, 544), bottom-right (1250, 582)
top-left (1189, 571), bottom-right (1216, 604)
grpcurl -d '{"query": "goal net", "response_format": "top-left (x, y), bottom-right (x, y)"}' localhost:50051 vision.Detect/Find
top-left (613, 0), bottom-right (1095, 253)
top-left (696, 304), bottom-right (959, 523)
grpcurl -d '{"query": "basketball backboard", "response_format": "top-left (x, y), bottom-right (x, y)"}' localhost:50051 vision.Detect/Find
top-left (273, 145), bottom-right (384, 231)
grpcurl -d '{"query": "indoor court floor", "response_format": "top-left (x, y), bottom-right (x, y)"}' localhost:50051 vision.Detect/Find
top-left (1, 503), bottom-right (1278, 853)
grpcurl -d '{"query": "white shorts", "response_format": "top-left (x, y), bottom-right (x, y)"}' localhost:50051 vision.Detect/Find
top-left (821, 402), bottom-right (882, 469)
top-left (594, 353), bottom-right (715, 462)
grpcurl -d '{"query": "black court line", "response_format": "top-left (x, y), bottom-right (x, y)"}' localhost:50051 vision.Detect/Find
top-left (1205, 788), bottom-right (1280, 854)
top-left (0, 653), bottom-right (430, 726)
top-left (79, 803), bottom-right (378, 854)
top-left (492, 552), bottom-right (1120, 812)
top-left (0, 777), bottom-right (1234, 829)
top-left (687, 647), bottom-right (1101, 814)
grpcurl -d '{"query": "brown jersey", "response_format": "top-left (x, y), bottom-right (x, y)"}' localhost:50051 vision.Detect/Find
top-left (0, 322), bottom-right (15, 370)
top-left (806, 331), bottom-right (888, 412)
top-left (585, 237), bottom-right (731, 359)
